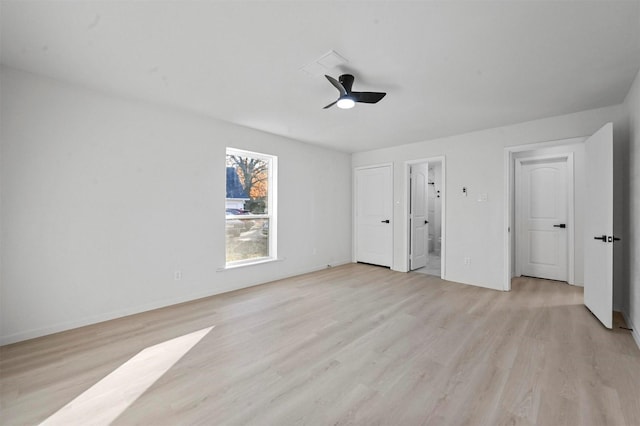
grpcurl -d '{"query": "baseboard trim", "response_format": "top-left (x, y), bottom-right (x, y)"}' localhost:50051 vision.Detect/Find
top-left (0, 259), bottom-right (353, 346)
top-left (0, 290), bottom-right (219, 346)
top-left (621, 310), bottom-right (640, 350)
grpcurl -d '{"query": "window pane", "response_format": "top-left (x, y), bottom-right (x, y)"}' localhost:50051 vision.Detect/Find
top-left (225, 218), bottom-right (269, 262)
top-left (225, 153), bottom-right (269, 215)
top-left (226, 148), bottom-right (274, 264)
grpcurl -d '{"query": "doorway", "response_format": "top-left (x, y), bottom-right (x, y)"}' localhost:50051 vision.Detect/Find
top-left (506, 145), bottom-right (579, 289)
top-left (408, 158), bottom-right (444, 277)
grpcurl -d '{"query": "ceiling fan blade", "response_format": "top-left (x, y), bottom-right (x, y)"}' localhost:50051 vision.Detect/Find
top-left (325, 75), bottom-right (347, 96)
top-left (352, 92), bottom-right (386, 104)
top-left (323, 100), bottom-right (338, 109)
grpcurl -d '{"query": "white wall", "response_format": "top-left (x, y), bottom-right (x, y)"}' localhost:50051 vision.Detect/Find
top-left (352, 105), bottom-right (628, 292)
top-left (0, 67), bottom-right (352, 344)
top-left (624, 68), bottom-right (640, 347)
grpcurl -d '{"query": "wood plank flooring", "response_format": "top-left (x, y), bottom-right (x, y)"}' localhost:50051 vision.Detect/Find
top-left (1, 263), bottom-right (639, 425)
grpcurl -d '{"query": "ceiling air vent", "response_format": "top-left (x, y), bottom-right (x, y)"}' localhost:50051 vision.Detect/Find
top-left (300, 50), bottom-right (348, 77)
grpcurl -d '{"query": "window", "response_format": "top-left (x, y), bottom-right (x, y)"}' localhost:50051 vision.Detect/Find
top-left (225, 148), bottom-right (277, 266)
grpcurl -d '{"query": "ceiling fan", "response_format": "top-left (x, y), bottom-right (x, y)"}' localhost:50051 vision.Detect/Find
top-left (323, 74), bottom-right (386, 109)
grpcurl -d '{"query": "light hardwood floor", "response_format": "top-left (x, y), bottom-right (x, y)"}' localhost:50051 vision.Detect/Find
top-left (1, 263), bottom-right (639, 425)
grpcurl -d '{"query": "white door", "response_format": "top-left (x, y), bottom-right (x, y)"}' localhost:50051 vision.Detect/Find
top-left (516, 157), bottom-right (569, 281)
top-left (355, 165), bottom-right (393, 267)
top-left (584, 123), bottom-right (614, 329)
top-left (410, 163), bottom-right (429, 270)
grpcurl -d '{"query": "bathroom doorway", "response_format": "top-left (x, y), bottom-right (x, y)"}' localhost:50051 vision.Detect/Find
top-left (409, 159), bottom-right (443, 277)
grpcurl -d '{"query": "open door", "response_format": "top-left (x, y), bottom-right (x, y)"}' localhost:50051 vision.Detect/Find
top-left (410, 163), bottom-right (429, 270)
top-left (584, 123), bottom-right (614, 329)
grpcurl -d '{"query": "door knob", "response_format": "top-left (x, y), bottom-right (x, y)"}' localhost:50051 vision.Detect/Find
top-left (594, 235), bottom-right (607, 242)
top-left (553, 224), bottom-right (566, 228)
top-left (425, 220), bottom-right (429, 224)
top-left (381, 219), bottom-right (390, 223)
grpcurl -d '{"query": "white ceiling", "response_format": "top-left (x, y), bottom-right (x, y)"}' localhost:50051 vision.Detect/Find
top-left (1, 1), bottom-right (639, 153)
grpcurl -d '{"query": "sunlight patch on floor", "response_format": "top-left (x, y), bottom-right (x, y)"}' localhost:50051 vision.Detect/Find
top-left (39, 326), bottom-right (214, 426)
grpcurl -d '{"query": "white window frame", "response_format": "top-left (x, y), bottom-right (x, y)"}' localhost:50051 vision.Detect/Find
top-left (225, 147), bottom-right (277, 267)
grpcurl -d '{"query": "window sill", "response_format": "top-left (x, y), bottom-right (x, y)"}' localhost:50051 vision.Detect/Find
top-left (217, 257), bottom-right (284, 272)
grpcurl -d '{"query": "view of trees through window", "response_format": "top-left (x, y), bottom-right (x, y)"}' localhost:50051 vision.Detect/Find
top-left (225, 149), bottom-right (275, 264)
top-left (227, 154), bottom-right (268, 213)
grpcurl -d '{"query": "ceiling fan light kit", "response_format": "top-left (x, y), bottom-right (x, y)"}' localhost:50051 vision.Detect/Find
top-left (323, 74), bottom-right (386, 109)
top-left (337, 97), bottom-right (355, 109)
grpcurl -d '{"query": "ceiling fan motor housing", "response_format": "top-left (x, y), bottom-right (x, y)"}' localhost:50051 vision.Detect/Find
top-left (339, 74), bottom-right (355, 93)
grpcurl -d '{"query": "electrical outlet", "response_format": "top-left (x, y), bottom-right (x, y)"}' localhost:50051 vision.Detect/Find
top-left (464, 257), bottom-right (471, 266)
top-left (174, 270), bottom-right (182, 281)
